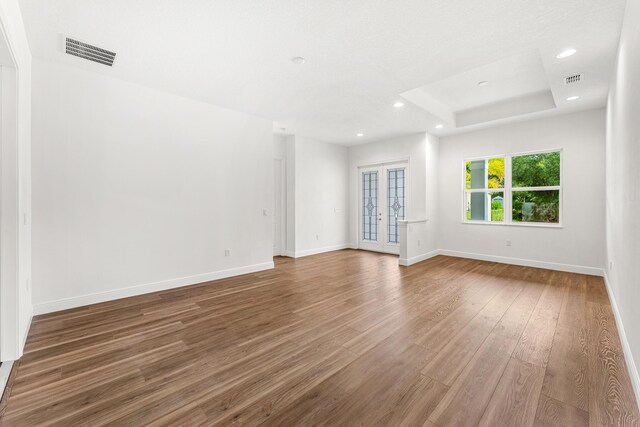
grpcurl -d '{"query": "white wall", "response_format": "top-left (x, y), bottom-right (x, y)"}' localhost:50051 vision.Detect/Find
top-left (32, 59), bottom-right (274, 313)
top-left (273, 134), bottom-right (286, 158)
top-left (439, 109), bottom-right (606, 274)
top-left (0, 0), bottom-right (32, 360)
top-left (425, 133), bottom-right (440, 252)
top-left (606, 0), bottom-right (640, 402)
top-left (348, 133), bottom-right (440, 254)
top-left (293, 136), bottom-right (349, 256)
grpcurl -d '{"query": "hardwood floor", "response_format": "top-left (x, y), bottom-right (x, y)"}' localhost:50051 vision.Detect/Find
top-left (1, 250), bottom-right (638, 426)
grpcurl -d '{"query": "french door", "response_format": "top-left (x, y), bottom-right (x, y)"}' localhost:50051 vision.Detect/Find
top-left (358, 162), bottom-right (408, 254)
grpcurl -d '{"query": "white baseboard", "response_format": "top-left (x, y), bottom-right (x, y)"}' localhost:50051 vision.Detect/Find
top-left (0, 360), bottom-right (14, 401)
top-left (603, 273), bottom-right (640, 411)
top-left (439, 249), bottom-right (604, 276)
top-left (287, 244), bottom-right (351, 258)
top-left (33, 261), bottom-right (275, 315)
top-left (400, 249), bottom-right (441, 266)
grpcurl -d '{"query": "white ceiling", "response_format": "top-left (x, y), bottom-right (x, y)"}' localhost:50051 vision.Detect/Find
top-left (19, 0), bottom-right (626, 145)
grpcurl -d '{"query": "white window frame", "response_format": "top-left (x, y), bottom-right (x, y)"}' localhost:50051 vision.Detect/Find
top-left (462, 148), bottom-right (563, 228)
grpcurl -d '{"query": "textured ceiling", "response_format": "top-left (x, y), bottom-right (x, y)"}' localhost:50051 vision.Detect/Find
top-left (19, 0), bottom-right (626, 145)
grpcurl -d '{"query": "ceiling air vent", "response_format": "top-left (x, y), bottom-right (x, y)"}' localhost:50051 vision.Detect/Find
top-left (564, 73), bottom-right (583, 85)
top-left (65, 37), bottom-right (116, 66)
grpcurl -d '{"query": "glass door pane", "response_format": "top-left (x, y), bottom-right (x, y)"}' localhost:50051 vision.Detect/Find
top-left (362, 171), bottom-right (378, 242)
top-left (387, 168), bottom-right (405, 244)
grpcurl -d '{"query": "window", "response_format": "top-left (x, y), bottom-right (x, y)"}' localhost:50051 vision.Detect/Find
top-left (464, 157), bottom-right (505, 222)
top-left (463, 150), bottom-right (561, 226)
top-left (511, 152), bottom-right (560, 223)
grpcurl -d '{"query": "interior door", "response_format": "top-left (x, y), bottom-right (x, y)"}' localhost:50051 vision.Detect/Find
top-left (359, 163), bottom-right (408, 254)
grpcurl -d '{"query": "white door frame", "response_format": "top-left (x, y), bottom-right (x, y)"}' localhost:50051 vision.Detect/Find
top-left (273, 158), bottom-right (286, 256)
top-left (357, 159), bottom-right (410, 255)
top-left (0, 18), bottom-right (27, 362)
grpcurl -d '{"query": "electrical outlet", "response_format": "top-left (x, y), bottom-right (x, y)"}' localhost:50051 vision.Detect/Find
top-left (417, 240), bottom-right (421, 247)
top-left (316, 234), bottom-right (320, 240)
top-left (506, 240), bottom-right (512, 247)
top-left (609, 261), bottom-right (613, 270)
top-left (224, 249), bottom-right (231, 257)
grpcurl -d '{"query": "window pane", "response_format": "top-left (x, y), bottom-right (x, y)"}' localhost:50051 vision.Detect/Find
top-left (362, 171), bottom-right (378, 241)
top-left (512, 190), bottom-right (560, 223)
top-left (512, 152), bottom-right (560, 187)
top-left (387, 168), bottom-right (406, 243)
top-left (487, 158), bottom-right (505, 189)
top-left (466, 158), bottom-right (504, 189)
top-left (465, 191), bottom-right (504, 222)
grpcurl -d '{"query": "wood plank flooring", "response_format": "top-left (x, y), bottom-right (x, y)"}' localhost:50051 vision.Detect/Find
top-left (1, 250), bottom-right (638, 426)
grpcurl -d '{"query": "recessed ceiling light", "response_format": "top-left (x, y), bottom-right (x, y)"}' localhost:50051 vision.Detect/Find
top-left (435, 124), bottom-right (444, 129)
top-left (291, 56), bottom-right (306, 65)
top-left (556, 49), bottom-right (576, 59)
top-left (566, 95), bottom-right (580, 101)
top-left (477, 81), bottom-right (488, 86)
top-left (357, 133), bottom-right (364, 137)
top-left (393, 102), bottom-right (405, 108)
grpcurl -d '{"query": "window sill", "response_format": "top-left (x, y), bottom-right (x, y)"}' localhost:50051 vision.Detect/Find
top-left (461, 221), bottom-right (563, 229)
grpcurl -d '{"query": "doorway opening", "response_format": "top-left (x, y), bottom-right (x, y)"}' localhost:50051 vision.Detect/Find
top-left (273, 158), bottom-right (286, 256)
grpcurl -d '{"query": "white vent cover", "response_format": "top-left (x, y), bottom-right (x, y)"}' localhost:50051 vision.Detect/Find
top-left (564, 73), bottom-right (583, 85)
top-left (65, 37), bottom-right (116, 66)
